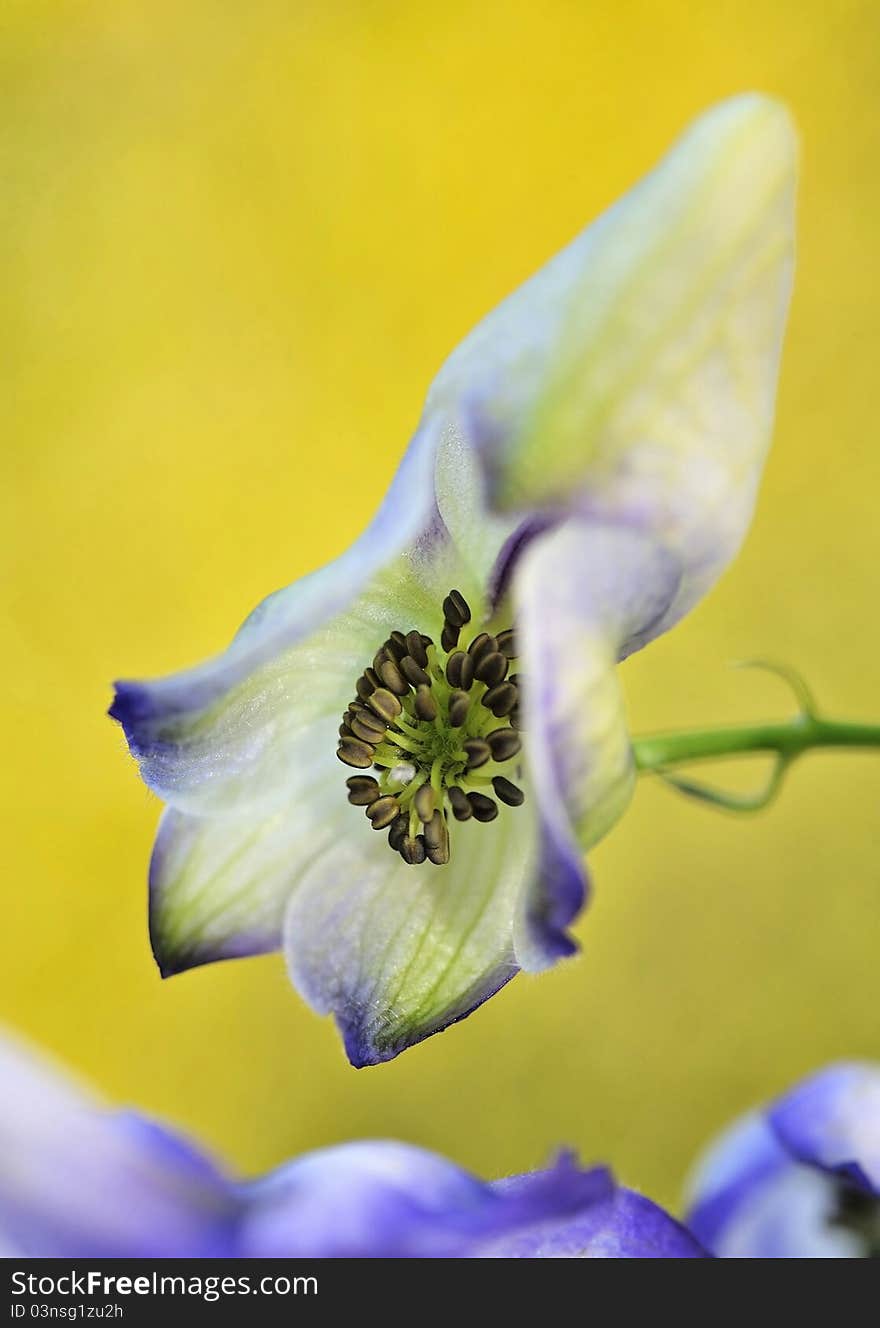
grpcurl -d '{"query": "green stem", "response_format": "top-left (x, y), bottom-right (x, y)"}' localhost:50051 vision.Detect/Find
top-left (632, 715), bottom-right (880, 773)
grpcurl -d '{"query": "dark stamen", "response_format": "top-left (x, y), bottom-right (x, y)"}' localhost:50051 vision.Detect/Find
top-left (441, 621), bottom-right (460, 652)
top-left (448, 786), bottom-right (472, 821)
top-left (388, 813), bottom-right (409, 850)
top-left (414, 784), bottom-right (436, 823)
top-left (346, 775), bottom-right (380, 806)
top-left (448, 689), bottom-right (471, 728)
top-left (379, 659), bottom-right (410, 696)
top-left (467, 632), bottom-right (494, 663)
top-left (366, 688), bottom-right (403, 724)
top-left (492, 776), bottom-right (524, 807)
top-left (366, 795), bottom-right (401, 829)
top-left (405, 630), bottom-right (429, 669)
top-left (401, 834), bottom-right (427, 865)
top-left (483, 681), bottom-right (517, 717)
top-left (487, 729), bottom-right (521, 762)
top-left (442, 590), bottom-right (471, 628)
top-left (496, 628), bottom-right (518, 659)
top-left (414, 684), bottom-right (437, 721)
top-left (468, 792), bottom-right (498, 822)
top-left (463, 737), bottom-right (491, 769)
top-left (338, 737), bottom-right (376, 769)
top-left (338, 589), bottom-right (525, 864)
top-left (400, 656), bottom-right (430, 687)
top-left (474, 650), bottom-right (508, 687)
top-left (355, 675), bottom-right (374, 702)
top-left (350, 712), bottom-right (387, 744)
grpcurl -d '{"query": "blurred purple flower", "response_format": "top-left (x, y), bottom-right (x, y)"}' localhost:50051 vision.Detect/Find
top-left (0, 1034), bottom-right (703, 1258)
top-left (111, 95), bottom-right (796, 1065)
top-left (686, 1063), bottom-right (880, 1258)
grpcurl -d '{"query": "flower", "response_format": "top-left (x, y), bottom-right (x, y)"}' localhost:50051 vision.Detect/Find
top-left (685, 1063), bottom-right (880, 1257)
top-left (0, 1033), bottom-right (704, 1258)
top-left (111, 94), bottom-right (797, 1066)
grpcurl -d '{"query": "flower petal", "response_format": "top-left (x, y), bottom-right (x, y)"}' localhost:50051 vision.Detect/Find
top-left (482, 1175), bottom-right (706, 1257)
top-left (0, 1034), bottom-right (237, 1257)
top-left (110, 416), bottom-right (443, 816)
top-left (513, 519), bottom-right (681, 965)
top-left (238, 1142), bottom-right (614, 1257)
top-left (148, 769), bottom-right (344, 974)
top-left (768, 1063), bottom-right (880, 1195)
top-left (684, 1102), bottom-right (866, 1258)
top-left (284, 793), bottom-right (544, 1066)
top-left (431, 94), bottom-right (796, 625)
top-left (685, 1111), bottom-right (791, 1254)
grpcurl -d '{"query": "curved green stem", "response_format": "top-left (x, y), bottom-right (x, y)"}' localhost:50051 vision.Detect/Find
top-left (633, 715), bottom-right (880, 772)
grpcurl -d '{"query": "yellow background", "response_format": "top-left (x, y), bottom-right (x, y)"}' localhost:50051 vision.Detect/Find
top-left (3, 1), bottom-right (878, 1215)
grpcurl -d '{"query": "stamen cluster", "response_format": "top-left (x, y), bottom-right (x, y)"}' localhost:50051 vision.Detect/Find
top-left (337, 590), bottom-right (524, 865)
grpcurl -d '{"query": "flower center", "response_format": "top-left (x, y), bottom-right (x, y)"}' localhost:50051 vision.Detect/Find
top-left (829, 1181), bottom-right (880, 1257)
top-left (336, 590), bottom-right (524, 866)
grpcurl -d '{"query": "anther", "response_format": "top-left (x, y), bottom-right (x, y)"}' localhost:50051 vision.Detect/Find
top-left (474, 650), bottom-right (508, 687)
top-left (463, 737), bottom-right (491, 769)
top-left (483, 681), bottom-right (517, 717)
top-left (448, 690), bottom-right (471, 728)
top-left (487, 728), bottom-right (521, 763)
top-left (496, 629), bottom-right (518, 659)
top-left (366, 688), bottom-right (402, 724)
top-left (379, 659), bottom-right (410, 696)
top-left (468, 792), bottom-right (498, 822)
top-left (442, 590), bottom-right (471, 629)
top-left (405, 631), bottom-right (429, 669)
top-left (441, 621), bottom-right (460, 652)
top-left (400, 834), bottom-right (427, 865)
top-left (448, 786), bottom-right (472, 821)
top-left (424, 812), bottom-right (450, 865)
top-left (366, 795), bottom-right (401, 829)
top-left (346, 776), bottom-right (380, 806)
top-left (492, 776), bottom-right (524, 807)
top-left (350, 712), bottom-right (387, 744)
top-left (508, 707), bottom-right (522, 729)
top-left (414, 784), bottom-right (436, 823)
top-left (400, 656), bottom-right (430, 688)
top-left (414, 685), bottom-right (437, 721)
top-left (467, 632), bottom-right (497, 665)
top-left (339, 591), bottom-right (525, 863)
top-left (337, 737), bottom-right (375, 769)
top-left (355, 675), bottom-right (374, 702)
top-left (388, 813), bottom-right (409, 850)
top-left (446, 650), bottom-right (475, 691)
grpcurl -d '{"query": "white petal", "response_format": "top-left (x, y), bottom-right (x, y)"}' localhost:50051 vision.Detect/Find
top-left (429, 95), bottom-right (796, 624)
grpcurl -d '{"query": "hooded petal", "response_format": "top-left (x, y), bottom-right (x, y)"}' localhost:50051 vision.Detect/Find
top-left (0, 1035), bottom-right (238, 1257)
top-left (239, 1142), bottom-right (618, 1257)
top-left (685, 1095), bottom-right (869, 1258)
top-left (513, 519), bottom-right (681, 965)
top-left (685, 1111), bottom-right (792, 1254)
top-left (284, 794), bottom-right (541, 1066)
top-left (431, 94), bottom-right (796, 628)
top-left (768, 1063), bottom-right (880, 1195)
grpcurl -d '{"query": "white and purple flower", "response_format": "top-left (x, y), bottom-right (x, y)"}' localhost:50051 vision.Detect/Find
top-left (686, 1063), bottom-right (880, 1257)
top-left (0, 1034), bottom-right (703, 1258)
top-left (111, 94), bottom-right (797, 1066)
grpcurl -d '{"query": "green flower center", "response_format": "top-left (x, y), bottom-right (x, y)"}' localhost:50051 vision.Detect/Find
top-left (336, 589), bottom-right (524, 866)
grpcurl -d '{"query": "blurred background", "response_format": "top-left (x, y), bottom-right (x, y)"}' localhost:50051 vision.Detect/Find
top-left (2, 0), bottom-right (878, 1214)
